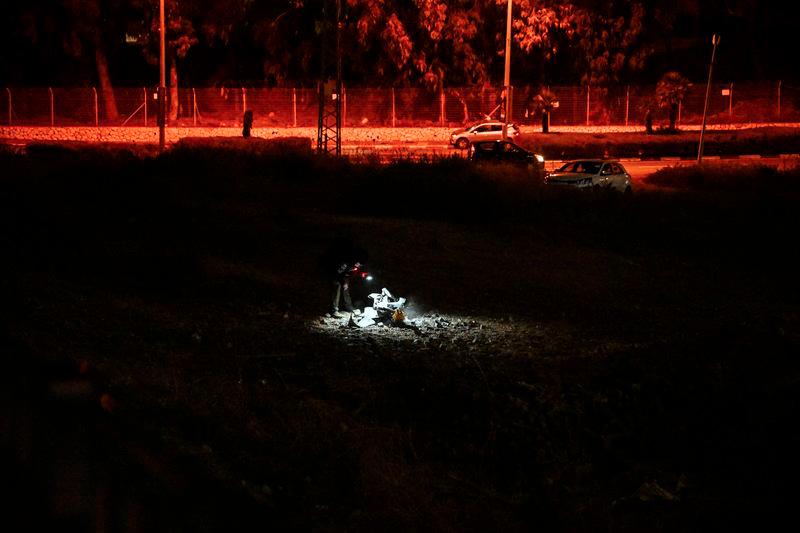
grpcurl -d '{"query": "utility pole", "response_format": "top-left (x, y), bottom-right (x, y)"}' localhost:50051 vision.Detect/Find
top-left (158, 0), bottom-right (166, 151)
top-left (502, 0), bottom-right (512, 139)
top-left (698, 34), bottom-right (720, 164)
top-left (316, 0), bottom-right (342, 156)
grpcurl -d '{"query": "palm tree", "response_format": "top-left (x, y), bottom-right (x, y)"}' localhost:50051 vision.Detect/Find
top-left (656, 71), bottom-right (690, 131)
top-left (532, 89), bottom-right (559, 134)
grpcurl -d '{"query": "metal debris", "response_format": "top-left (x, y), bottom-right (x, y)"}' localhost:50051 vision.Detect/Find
top-left (347, 287), bottom-right (419, 333)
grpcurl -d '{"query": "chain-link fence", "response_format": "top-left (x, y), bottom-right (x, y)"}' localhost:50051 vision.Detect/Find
top-left (2, 82), bottom-right (798, 128)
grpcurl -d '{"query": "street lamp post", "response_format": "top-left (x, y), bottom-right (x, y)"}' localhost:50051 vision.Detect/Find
top-left (158, 0), bottom-right (166, 151)
top-left (697, 34), bottom-right (720, 163)
top-left (502, 0), bottom-right (512, 140)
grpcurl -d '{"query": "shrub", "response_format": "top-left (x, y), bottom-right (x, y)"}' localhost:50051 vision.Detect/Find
top-left (646, 162), bottom-right (800, 192)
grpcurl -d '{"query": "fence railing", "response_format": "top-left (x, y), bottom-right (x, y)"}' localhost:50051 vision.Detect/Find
top-left (2, 83), bottom-right (799, 128)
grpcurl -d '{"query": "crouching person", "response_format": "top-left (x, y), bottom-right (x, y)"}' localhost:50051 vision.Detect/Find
top-left (330, 265), bottom-right (355, 319)
top-left (320, 239), bottom-right (369, 318)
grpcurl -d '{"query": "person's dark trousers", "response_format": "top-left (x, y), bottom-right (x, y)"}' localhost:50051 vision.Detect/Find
top-left (331, 280), bottom-right (353, 313)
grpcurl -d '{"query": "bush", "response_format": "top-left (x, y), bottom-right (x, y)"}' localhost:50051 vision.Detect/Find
top-left (517, 128), bottom-right (800, 159)
top-left (646, 162), bottom-right (800, 192)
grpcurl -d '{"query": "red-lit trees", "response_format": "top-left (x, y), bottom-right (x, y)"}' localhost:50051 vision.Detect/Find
top-left (55, 0), bottom-right (123, 120)
top-left (131, 0), bottom-right (250, 120)
top-left (656, 71), bottom-right (690, 131)
top-left (342, 0), bottom-right (497, 89)
top-left (512, 1), bottom-right (650, 86)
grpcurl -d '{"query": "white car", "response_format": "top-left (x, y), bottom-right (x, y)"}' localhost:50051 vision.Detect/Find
top-left (450, 121), bottom-right (520, 149)
top-left (544, 160), bottom-right (632, 193)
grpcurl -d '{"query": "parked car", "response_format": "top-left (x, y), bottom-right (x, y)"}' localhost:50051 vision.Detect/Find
top-left (544, 160), bottom-right (632, 193)
top-left (469, 140), bottom-right (546, 177)
top-left (450, 121), bottom-right (520, 149)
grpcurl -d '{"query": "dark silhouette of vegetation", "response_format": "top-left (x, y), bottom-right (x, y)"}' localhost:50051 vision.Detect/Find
top-left (3, 1), bottom-right (798, 89)
top-left (656, 71), bottom-right (690, 131)
top-left (532, 88), bottom-right (559, 133)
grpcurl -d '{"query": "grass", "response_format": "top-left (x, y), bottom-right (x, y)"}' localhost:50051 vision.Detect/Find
top-left (517, 126), bottom-right (800, 159)
top-left (2, 143), bottom-right (799, 531)
top-left (646, 161), bottom-right (800, 191)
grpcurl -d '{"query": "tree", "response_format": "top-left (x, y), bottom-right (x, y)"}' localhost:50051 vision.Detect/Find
top-left (656, 71), bottom-right (689, 131)
top-left (134, 0), bottom-right (251, 119)
top-left (342, 0), bottom-right (496, 90)
top-left (531, 88), bottom-right (558, 133)
top-left (512, 1), bottom-right (651, 86)
top-left (9, 0), bottom-right (123, 119)
top-left (59, 1), bottom-right (119, 119)
top-left (245, 0), bottom-right (659, 92)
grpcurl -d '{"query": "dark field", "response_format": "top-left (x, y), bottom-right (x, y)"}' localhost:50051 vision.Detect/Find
top-left (2, 142), bottom-right (800, 531)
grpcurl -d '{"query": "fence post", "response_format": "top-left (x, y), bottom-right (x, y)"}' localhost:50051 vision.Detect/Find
top-left (625, 86), bottom-right (630, 126)
top-left (778, 80), bottom-right (782, 121)
top-left (508, 86), bottom-right (513, 124)
top-left (143, 88), bottom-right (148, 127)
top-left (292, 88), bottom-right (297, 127)
top-left (93, 87), bottom-right (99, 126)
top-left (391, 88), bottom-right (396, 128)
top-left (192, 88), bottom-right (197, 127)
top-left (440, 88), bottom-right (446, 126)
top-left (729, 83), bottom-right (734, 119)
top-left (6, 88), bottom-right (11, 126)
top-left (585, 85), bottom-right (590, 126)
top-left (49, 87), bottom-right (54, 126)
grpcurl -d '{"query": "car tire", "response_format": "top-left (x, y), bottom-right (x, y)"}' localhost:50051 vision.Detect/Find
top-left (624, 185), bottom-right (633, 196)
top-left (455, 138), bottom-right (469, 150)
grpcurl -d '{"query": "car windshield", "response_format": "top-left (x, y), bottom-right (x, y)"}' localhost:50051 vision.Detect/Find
top-left (557, 161), bottom-right (602, 174)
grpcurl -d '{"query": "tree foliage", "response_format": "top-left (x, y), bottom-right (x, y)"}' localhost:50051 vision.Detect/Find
top-left (3, 0), bottom-right (795, 90)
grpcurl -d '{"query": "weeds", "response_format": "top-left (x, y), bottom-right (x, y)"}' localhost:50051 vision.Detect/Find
top-left (2, 143), bottom-right (800, 531)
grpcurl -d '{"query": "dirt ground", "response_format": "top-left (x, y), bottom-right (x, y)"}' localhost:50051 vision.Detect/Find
top-left (2, 145), bottom-right (799, 531)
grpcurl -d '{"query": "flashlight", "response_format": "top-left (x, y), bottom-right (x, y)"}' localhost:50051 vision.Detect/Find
top-left (366, 275), bottom-right (374, 282)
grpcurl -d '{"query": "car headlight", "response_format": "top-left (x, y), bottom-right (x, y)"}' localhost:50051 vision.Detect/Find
top-left (535, 154), bottom-right (544, 163)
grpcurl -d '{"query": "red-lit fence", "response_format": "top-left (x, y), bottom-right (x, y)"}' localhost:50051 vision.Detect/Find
top-left (2, 83), bottom-right (799, 127)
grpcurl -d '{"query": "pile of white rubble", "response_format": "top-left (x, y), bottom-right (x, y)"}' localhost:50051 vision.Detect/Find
top-left (349, 288), bottom-right (408, 328)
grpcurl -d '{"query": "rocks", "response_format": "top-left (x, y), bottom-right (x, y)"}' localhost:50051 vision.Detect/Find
top-left (2, 123), bottom-right (798, 148)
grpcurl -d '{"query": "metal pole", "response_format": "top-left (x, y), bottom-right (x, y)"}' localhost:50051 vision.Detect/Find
top-left (342, 86), bottom-right (347, 128)
top-left (143, 88), bottom-right (148, 127)
top-left (292, 88), bottom-right (297, 127)
top-left (335, 0), bottom-right (342, 155)
top-left (391, 87), bottom-right (396, 128)
top-left (502, 0), bottom-right (512, 139)
top-left (698, 34), bottom-right (720, 163)
top-left (625, 86), bottom-right (630, 126)
top-left (778, 80), bottom-right (782, 121)
top-left (439, 88), bottom-right (445, 126)
top-left (6, 88), bottom-right (11, 126)
top-left (729, 82), bottom-right (733, 119)
top-left (49, 87), bottom-right (54, 126)
top-left (192, 88), bottom-right (197, 126)
top-left (586, 85), bottom-right (590, 126)
top-left (93, 87), bottom-right (99, 126)
top-left (158, 0), bottom-right (166, 151)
